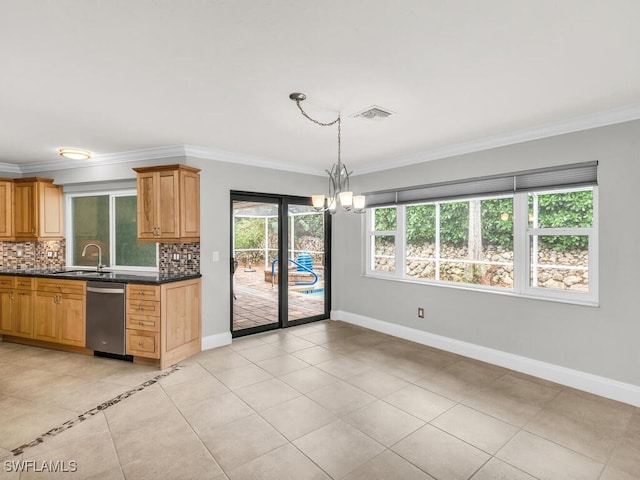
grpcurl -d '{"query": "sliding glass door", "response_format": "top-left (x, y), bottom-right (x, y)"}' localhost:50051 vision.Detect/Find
top-left (231, 192), bottom-right (330, 337)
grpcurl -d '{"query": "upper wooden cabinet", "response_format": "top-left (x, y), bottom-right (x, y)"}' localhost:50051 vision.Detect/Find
top-left (0, 178), bottom-right (14, 239)
top-left (13, 177), bottom-right (64, 241)
top-left (133, 165), bottom-right (200, 242)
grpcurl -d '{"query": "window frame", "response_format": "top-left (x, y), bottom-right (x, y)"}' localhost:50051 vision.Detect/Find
top-left (364, 186), bottom-right (598, 306)
top-left (65, 189), bottom-right (159, 272)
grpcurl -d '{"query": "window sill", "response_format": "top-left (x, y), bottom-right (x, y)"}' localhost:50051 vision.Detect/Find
top-left (362, 273), bottom-right (599, 307)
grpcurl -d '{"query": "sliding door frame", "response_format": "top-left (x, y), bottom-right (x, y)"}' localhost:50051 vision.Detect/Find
top-left (230, 191), bottom-right (331, 338)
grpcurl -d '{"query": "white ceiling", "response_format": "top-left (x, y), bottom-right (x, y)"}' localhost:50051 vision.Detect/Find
top-left (1, 0), bottom-right (640, 175)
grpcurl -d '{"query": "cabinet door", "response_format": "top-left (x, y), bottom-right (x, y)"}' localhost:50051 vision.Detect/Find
top-left (137, 172), bottom-right (158, 240)
top-left (33, 291), bottom-right (59, 342)
top-left (0, 289), bottom-right (13, 334)
top-left (0, 180), bottom-right (13, 239)
top-left (38, 183), bottom-right (63, 238)
top-left (13, 290), bottom-right (34, 338)
top-left (14, 182), bottom-right (36, 238)
top-left (158, 170), bottom-right (179, 239)
top-left (58, 294), bottom-right (85, 347)
top-left (180, 169), bottom-right (200, 239)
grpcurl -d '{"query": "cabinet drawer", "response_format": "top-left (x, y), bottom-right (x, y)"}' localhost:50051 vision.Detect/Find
top-left (15, 277), bottom-right (35, 290)
top-left (0, 276), bottom-right (16, 288)
top-left (126, 299), bottom-right (160, 317)
top-left (126, 329), bottom-right (159, 358)
top-left (36, 278), bottom-right (86, 295)
top-left (127, 284), bottom-right (160, 301)
top-left (126, 314), bottom-right (160, 332)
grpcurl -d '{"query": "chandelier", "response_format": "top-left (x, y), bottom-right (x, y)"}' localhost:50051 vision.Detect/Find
top-left (289, 92), bottom-right (365, 214)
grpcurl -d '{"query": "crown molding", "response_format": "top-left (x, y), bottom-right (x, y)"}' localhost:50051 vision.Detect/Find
top-left (0, 162), bottom-right (22, 175)
top-left (4, 102), bottom-right (640, 177)
top-left (354, 102), bottom-right (640, 176)
top-left (183, 144), bottom-right (326, 176)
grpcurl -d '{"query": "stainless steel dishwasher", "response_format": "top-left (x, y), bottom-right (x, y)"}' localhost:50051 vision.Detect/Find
top-left (86, 281), bottom-right (130, 359)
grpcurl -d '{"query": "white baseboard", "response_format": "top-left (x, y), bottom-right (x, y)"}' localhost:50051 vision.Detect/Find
top-left (331, 310), bottom-right (640, 407)
top-left (201, 331), bottom-right (232, 351)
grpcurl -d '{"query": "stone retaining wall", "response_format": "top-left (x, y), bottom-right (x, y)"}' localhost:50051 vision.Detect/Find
top-left (375, 242), bottom-right (588, 290)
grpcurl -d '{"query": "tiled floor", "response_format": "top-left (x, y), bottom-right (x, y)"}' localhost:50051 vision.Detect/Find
top-left (233, 267), bottom-right (324, 331)
top-left (0, 320), bottom-right (639, 479)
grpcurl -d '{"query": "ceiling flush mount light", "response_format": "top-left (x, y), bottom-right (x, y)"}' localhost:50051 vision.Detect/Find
top-left (289, 92), bottom-right (365, 214)
top-left (59, 148), bottom-right (91, 160)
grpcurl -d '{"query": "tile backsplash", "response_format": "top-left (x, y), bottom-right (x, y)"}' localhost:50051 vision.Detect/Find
top-left (0, 240), bottom-right (66, 270)
top-left (158, 242), bottom-right (200, 275)
top-left (0, 240), bottom-right (200, 275)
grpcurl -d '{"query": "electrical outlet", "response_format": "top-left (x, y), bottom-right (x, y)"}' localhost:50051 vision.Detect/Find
top-left (418, 307), bottom-right (425, 318)
top-left (16, 249), bottom-right (23, 257)
top-left (53, 251), bottom-right (58, 258)
top-left (47, 251), bottom-right (53, 258)
top-left (172, 253), bottom-right (180, 261)
top-left (187, 253), bottom-right (192, 261)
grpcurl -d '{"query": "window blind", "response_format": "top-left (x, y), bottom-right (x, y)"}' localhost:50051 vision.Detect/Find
top-left (364, 161), bottom-right (597, 207)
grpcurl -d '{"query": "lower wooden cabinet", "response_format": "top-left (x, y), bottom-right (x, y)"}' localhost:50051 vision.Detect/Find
top-left (126, 278), bottom-right (201, 368)
top-left (33, 279), bottom-right (86, 347)
top-left (0, 276), bottom-right (34, 338)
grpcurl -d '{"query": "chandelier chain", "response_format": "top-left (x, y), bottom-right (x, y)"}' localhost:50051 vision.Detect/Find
top-left (294, 98), bottom-right (342, 166)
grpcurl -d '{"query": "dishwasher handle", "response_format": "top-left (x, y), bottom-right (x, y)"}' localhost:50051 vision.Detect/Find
top-left (87, 286), bottom-right (125, 294)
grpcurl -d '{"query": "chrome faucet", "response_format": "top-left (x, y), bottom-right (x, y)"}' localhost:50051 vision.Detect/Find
top-left (81, 243), bottom-right (105, 271)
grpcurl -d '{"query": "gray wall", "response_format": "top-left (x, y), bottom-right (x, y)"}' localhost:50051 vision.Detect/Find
top-left (333, 119), bottom-right (640, 387)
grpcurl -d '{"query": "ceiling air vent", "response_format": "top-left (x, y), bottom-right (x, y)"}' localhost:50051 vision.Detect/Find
top-left (350, 105), bottom-right (395, 122)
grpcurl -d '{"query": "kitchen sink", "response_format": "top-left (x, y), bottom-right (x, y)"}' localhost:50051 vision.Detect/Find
top-left (53, 270), bottom-right (110, 277)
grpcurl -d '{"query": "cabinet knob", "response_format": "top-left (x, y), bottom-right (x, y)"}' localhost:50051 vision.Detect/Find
top-left (138, 321), bottom-right (144, 325)
top-left (56, 284), bottom-right (61, 289)
top-left (138, 290), bottom-right (145, 295)
top-left (138, 342), bottom-right (144, 347)
top-left (138, 306), bottom-right (143, 311)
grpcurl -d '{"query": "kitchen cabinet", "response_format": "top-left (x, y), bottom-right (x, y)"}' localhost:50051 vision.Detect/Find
top-left (13, 177), bottom-right (64, 240)
top-left (0, 179), bottom-right (13, 239)
top-left (0, 276), bottom-right (34, 338)
top-left (133, 165), bottom-right (200, 242)
top-left (33, 279), bottom-right (86, 347)
top-left (126, 278), bottom-right (201, 368)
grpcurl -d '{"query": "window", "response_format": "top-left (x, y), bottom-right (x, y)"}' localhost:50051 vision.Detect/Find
top-left (66, 191), bottom-right (157, 270)
top-left (364, 163), bottom-right (598, 305)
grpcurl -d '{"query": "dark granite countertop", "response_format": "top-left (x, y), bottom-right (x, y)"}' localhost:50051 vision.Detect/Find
top-left (0, 268), bottom-right (201, 285)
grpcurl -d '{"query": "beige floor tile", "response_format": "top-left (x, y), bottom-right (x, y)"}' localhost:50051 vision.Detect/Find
top-left (463, 373), bottom-right (560, 426)
top-left (392, 424), bottom-right (490, 480)
top-left (196, 348), bottom-right (253, 374)
top-left (254, 354), bottom-right (309, 376)
top-left (201, 414), bottom-right (287, 471)
top-left (343, 450), bottom-right (435, 480)
top-left (228, 443), bottom-right (330, 480)
top-left (179, 391), bottom-right (254, 435)
top-left (599, 466), bottom-right (640, 480)
top-left (344, 369), bottom-right (409, 398)
top-left (0, 396), bottom-right (76, 450)
top-left (21, 432), bottom-right (121, 480)
top-left (270, 336), bottom-right (317, 353)
top-left (85, 467), bottom-right (125, 480)
top-left (260, 395), bottom-right (337, 440)
top-left (237, 344), bottom-right (286, 362)
top-left (114, 414), bottom-right (222, 480)
top-left (48, 380), bottom-right (132, 414)
top-left (162, 375), bottom-right (230, 409)
top-left (525, 390), bottom-right (633, 462)
top-left (497, 431), bottom-right (603, 480)
top-left (279, 366), bottom-right (338, 394)
top-left (344, 400), bottom-right (425, 447)
top-left (322, 338), bottom-right (368, 355)
top-left (609, 412), bottom-right (640, 477)
top-left (214, 364), bottom-right (273, 390)
top-left (470, 458), bottom-right (537, 480)
top-left (235, 378), bottom-right (300, 411)
top-left (294, 419), bottom-right (385, 479)
top-left (383, 384), bottom-right (455, 422)
top-left (415, 359), bottom-right (507, 401)
top-left (307, 379), bottom-right (376, 416)
top-left (158, 362), bottom-right (213, 387)
top-left (292, 346), bottom-right (344, 365)
top-left (104, 384), bottom-right (185, 432)
top-left (99, 363), bottom-right (159, 387)
top-left (11, 372), bottom-right (90, 403)
top-left (43, 355), bottom-right (129, 380)
top-left (432, 404), bottom-right (518, 454)
top-left (229, 336), bottom-right (268, 351)
top-left (316, 356), bottom-right (370, 380)
top-left (0, 366), bottom-right (61, 396)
